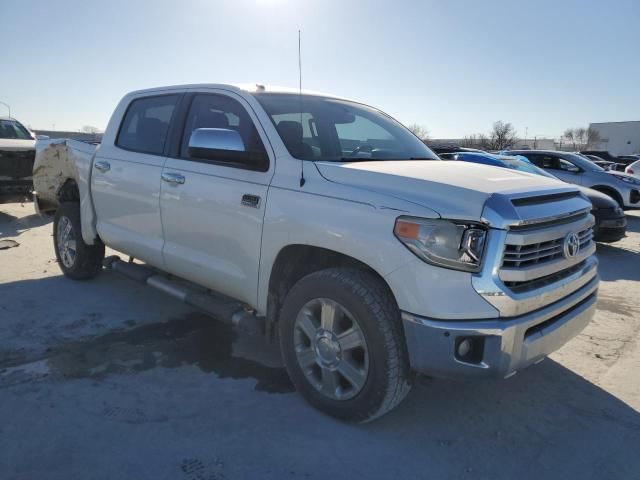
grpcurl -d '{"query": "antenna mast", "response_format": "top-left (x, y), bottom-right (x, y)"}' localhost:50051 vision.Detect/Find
top-left (298, 30), bottom-right (306, 187)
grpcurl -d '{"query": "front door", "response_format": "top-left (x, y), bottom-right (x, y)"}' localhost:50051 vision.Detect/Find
top-left (159, 91), bottom-right (274, 306)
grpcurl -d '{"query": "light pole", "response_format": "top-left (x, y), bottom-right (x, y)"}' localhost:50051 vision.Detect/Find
top-left (0, 101), bottom-right (10, 119)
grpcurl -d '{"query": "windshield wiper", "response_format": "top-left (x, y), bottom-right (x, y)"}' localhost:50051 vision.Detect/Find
top-left (338, 157), bottom-right (379, 162)
top-left (337, 157), bottom-right (437, 162)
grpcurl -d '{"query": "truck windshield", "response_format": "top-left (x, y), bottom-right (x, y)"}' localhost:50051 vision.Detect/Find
top-left (0, 120), bottom-right (33, 140)
top-left (253, 93), bottom-right (438, 162)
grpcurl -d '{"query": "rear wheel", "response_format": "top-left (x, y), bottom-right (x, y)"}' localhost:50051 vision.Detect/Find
top-left (279, 268), bottom-right (412, 423)
top-left (53, 202), bottom-right (105, 280)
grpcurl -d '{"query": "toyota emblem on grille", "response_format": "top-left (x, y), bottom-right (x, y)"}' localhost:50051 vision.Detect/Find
top-left (563, 232), bottom-right (580, 259)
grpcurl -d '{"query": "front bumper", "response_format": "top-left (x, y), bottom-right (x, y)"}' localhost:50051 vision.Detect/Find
top-left (402, 274), bottom-right (598, 379)
top-left (593, 208), bottom-right (626, 242)
top-left (0, 181), bottom-right (33, 204)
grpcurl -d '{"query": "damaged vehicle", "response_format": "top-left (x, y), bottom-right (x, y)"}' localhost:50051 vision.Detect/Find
top-left (33, 84), bottom-right (599, 422)
top-left (0, 117), bottom-right (37, 204)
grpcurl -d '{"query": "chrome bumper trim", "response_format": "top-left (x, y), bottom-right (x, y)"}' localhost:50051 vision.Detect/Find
top-left (402, 276), bottom-right (598, 378)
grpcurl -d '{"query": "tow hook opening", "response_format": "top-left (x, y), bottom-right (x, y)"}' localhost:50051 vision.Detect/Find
top-left (454, 336), bottom-right (485, 364)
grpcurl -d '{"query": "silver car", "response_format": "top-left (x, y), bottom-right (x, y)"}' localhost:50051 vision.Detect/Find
top-left (509, 150), bottom-right (640, 209)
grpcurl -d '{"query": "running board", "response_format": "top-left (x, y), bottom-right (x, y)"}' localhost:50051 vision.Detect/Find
top-left (103, 256), bottom-right (264, 334)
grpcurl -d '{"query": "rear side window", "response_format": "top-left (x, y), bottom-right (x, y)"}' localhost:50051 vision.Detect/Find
top-left (116, 95), bottom-right (179, 155)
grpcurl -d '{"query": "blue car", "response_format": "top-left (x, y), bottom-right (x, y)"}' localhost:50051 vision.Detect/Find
top-left (446, 151), bottom-right (627, 242)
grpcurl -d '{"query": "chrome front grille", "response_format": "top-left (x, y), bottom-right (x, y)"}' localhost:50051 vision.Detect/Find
top-left (499, 211), bottom-right (596, 291)
top-left (503, 227), bottom-right (593, 269)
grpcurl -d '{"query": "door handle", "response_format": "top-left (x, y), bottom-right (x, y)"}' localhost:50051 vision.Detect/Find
top-left (241, 194), bottom-right (261, 208)
top-left (94, 160), bottom-right (111, 173)
top-left (161, 172), bottom-right (186, 185)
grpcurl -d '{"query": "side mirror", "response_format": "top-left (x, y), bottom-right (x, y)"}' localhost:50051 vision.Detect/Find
top-left (188, 128), bottom-right (246, 156)
top-left (187, 128), bottom-right (267, 170)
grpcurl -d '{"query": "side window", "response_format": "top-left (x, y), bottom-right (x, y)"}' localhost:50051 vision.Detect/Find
top-left (537, 155), bottom-right (575, 171)
top-left (558, 158), bottom-right (578, 171)
top-left (116, 95), bottom-right (179, 155)
top-left (180, 94), bottom-right (267, 170)
top-left (521, 153), bottom-right (542, 167)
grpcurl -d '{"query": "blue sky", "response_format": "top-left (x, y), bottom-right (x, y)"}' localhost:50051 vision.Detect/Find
top-left (1, 0), bottom-right (639, 138)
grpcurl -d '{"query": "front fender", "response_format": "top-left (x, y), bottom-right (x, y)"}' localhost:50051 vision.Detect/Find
top-left (257, 184), bottom-right (419, 315)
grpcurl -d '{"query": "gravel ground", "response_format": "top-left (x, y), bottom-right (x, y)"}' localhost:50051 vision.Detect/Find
top-left (1, 202), bottom-right (639, 480)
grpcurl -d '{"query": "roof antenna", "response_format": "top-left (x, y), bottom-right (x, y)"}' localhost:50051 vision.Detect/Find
top-left (298, 29), bottom-right (306, 187)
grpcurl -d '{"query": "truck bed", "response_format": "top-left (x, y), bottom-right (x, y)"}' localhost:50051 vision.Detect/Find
top-left (33, 139), bottom-right (97, 212)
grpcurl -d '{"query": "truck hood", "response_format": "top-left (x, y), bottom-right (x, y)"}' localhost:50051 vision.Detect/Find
top-left (315, 160), bottom-right (568, 219)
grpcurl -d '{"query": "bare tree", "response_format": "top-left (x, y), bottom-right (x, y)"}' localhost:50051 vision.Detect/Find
top-left (563, 126), bottom-right (600, 150)
top-left (574, 127), bottom-right (587, 149)
top-left (81, 125), bottom-right (101, 134)
top-left (563, 128), bottom-right (576, 149)
top-left (586, 127), bottom-right (601, 148)
top-left (407, 124), bottom-right (429, 142)
top-left (488, 121), bottom-right (518, 150)
top-left (462, 134), bottom-right (490, 149)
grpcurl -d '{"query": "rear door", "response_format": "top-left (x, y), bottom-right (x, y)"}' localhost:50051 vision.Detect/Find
top-left (91, 93), bottom-right (181, 267)
top-left (159, 90), bottom-right (275, 306)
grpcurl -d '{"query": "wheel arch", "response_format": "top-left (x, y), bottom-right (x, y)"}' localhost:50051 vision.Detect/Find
top-left (589, 185), bottom-right (624, 208)
top-left (264, 244), bottom-right (398, 339)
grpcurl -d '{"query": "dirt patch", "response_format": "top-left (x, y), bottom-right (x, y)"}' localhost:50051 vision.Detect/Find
top-left (44, 312), bottom-right (294, 394)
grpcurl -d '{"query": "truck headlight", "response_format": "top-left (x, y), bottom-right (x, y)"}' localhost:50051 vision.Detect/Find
top-left (394, 217), bottom-right (487, 272)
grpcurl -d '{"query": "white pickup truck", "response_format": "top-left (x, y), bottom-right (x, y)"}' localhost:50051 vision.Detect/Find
top-left (33, 84), bottom-right (599, 422)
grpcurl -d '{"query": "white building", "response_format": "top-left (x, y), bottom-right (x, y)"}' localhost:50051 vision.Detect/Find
top-left (589, 121), bottom-right (640, 155)
top-left (513, 138), bottom-right (556, 150)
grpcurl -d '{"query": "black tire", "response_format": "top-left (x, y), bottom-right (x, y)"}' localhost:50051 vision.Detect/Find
top-left (53, 202), bottom-right (105, 280)
top-left (279, 268), bottom-right (413, 423)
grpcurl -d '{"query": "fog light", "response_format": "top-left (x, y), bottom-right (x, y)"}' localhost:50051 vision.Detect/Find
top-left (457, 339), bottom-right (472, 357)
top-left (454, 336), bottom-right (485, 364)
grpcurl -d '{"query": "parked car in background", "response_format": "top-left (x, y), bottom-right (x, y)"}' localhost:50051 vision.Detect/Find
top-left (452, 151), bottom-right (626, 242)
top-left (429, 145), bottom-right (483, 156)
top-left (580, 150), bottom-right (635, 167)
top-left (0, 117), bottom-right (37, 204)
top-left (625, 159), bottom-right (640, 178)
top-left (580, 154), bottom-right (627, 172)
top-left (509, 150), bottom-right (640, 209)
top-left (32, 83), bottom-right (599, 422)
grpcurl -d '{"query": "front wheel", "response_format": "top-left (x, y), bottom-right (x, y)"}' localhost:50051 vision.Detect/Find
top-left (279, 268), bottom-right (413, 423)
top-left (53, 202), bottom-right (105, 280)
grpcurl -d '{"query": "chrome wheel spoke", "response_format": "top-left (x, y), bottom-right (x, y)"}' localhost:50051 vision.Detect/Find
top-left (321, 367), bottom-right (339, 397)
top-left (297, 312), bottom-right (317, 341)
top-left (320, 300), bottom-right (337, 332)
top-left (337, 328), bottom-right (365, 350)
top-left (63, 220), bottom-right (72, 240)
top-left (66, 240), bottom-right (77, 252)
top-left (296, 347), bottom-right (317, 369)
top-left (337, 360), bottom-right (366, 391)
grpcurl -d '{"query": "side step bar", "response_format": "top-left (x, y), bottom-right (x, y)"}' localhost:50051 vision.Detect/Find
top-left (103, 256), bottom-right (264, 334)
